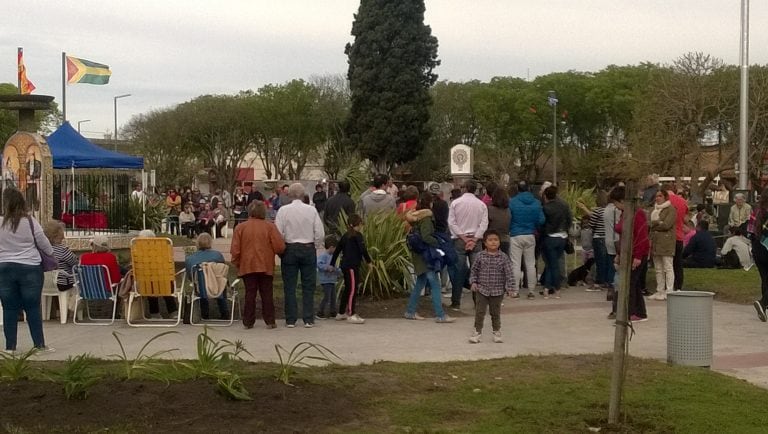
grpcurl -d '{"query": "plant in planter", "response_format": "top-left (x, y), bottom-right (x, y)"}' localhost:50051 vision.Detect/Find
top-left (126, 197), bottom-right (168, 232)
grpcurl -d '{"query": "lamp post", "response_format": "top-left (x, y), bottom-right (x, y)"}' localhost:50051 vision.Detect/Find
top-left (113, 93), bottom-right (131, 149)
top-left (738, 0), bottom-right (750, 190)
top-left (77, 119), bottom-right (91, 133)
top-left (548, 91), bottom-right (558, 185)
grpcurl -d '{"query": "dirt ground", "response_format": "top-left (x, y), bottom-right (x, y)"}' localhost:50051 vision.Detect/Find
top-left (0, 377), bottom-right (363, 433)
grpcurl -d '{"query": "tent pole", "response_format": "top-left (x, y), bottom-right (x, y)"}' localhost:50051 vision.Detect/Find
top-left (142, 169), bottom-right (146, 230)
top-left (71, 165), bottom-right (75, 232)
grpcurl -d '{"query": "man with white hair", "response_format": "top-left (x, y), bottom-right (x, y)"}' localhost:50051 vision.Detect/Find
top-left (275, 183), bottom-right (325, 328)
top-left (729, 193), bottom-right (752, 233)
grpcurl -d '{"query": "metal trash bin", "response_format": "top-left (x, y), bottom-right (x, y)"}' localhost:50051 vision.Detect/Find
top-left (667, 291), bottom-right (715, 367)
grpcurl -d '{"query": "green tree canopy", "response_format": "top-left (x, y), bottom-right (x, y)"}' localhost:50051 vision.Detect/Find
top-left (345, 0), bottom-right (440, 173)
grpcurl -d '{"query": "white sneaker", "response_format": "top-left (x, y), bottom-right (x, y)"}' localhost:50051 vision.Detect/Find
top-left (35, 346), bottom-right (56, 354)
top-left (347, 314), bottom-right (365, 324)
top-left (492, 332), bottom-right (503, 343)
top-left (335, 313), bottom-right (348, 321)
top-left (650, 292), bottom-right (667, 301)
top-left (469, 331), bottom-right (481, 344)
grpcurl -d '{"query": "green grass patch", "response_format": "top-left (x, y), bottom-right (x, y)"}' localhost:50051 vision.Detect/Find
top-left (3, 355), bottom-right (768, 432)
top-left (645, 267), bottom-right (760, 304)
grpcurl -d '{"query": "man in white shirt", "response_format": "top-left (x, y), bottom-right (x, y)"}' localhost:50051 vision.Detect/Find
top-left (447, 179), bottom-right (488, 310)
top-left (720, 228), bottom-right (753, 270)
top-left (275, 183), bottom-right (325, 328)
top-left (131, 184), bottom-right (145, 203)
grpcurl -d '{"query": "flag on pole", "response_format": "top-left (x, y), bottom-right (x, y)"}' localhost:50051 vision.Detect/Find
top-left (17, 48), bottom-right (36, 94)
top-left (65, 55), bottom-right (111, 85)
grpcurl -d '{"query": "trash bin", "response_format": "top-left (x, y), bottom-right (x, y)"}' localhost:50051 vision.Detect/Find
top-left (667, 291), bottom-right (715, 367)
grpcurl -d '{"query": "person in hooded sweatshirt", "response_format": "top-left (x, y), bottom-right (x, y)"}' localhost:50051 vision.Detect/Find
top-left (360, 173), bottom-right (396, 217)
top-left (508, 181), bottom-right (545, 299)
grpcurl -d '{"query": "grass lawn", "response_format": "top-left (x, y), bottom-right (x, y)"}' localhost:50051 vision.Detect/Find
top-left (2, 354), bottom-right (767, 432)
top-left (645, 267), bottom-right (760, 305)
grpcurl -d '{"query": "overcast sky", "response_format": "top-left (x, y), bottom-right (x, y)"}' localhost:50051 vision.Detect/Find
top-left (3, 0), bottom-right (767, 138)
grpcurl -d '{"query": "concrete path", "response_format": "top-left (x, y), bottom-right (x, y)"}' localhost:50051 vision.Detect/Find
top-left (18, 287), bottom-right (768, 389)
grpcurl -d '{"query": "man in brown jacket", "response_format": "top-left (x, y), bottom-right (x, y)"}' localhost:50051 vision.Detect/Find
top-left (231, 201), bottom-right (286, 329)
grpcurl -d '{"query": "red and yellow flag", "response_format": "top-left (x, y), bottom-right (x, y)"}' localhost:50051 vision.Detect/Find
top-left (17, 48), bottom-right (36, 94)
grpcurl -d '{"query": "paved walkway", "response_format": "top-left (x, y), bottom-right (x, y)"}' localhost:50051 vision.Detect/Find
top-left (21, 286), bottom-right (768, 389)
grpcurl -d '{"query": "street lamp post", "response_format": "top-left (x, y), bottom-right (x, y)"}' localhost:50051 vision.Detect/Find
top-left (113, 93), bottom-right (131, 149)
top-left (77, 119), bottom-right (91, 133)
top-left (548, 91), bottom-right (559, 185)
top-left (738, 0), bottom-right (750, 190)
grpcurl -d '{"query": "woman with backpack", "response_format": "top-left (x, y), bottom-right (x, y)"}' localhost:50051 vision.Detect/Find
top-left (404, 192), bottom-right (455, 323)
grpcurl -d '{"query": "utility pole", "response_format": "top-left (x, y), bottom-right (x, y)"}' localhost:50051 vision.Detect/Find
top-left (548, 91), bottom-right (558, 184)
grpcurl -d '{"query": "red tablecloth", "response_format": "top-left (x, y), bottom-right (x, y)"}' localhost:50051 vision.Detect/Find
top-left (61, 212), bottom-right (108, 229)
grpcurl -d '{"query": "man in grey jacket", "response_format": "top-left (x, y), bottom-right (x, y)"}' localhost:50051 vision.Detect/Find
top-left (360, 174), bottom-right (396, 217)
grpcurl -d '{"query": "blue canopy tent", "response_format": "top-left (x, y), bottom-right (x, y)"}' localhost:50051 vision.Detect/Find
top-left (47, 122), bottom-right (145, 231)
top-left (47, 121), bottom-right (143, 169)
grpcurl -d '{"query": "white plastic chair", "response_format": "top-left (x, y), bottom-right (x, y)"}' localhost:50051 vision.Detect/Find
top-left (42, 270), bottom-right (74, 324)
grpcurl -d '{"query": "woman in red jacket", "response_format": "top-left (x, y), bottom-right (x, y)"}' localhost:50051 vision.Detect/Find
top-left (609, 205), bottom-right (650, 322)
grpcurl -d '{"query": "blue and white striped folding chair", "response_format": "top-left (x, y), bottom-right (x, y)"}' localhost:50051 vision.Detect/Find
top-left (73, 264), bottom-right (119, 325)
top-left (182, 262), bottom-right (240, 326)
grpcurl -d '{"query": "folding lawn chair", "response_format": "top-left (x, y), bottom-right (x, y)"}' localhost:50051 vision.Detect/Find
top-left (127, 237), bottom-right (184, 327)
top-left (182, 262), bottom-right (241, 326)
top-left (72, 265), bottom-right (119, 325)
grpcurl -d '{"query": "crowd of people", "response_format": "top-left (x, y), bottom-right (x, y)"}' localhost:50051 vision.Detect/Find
top-left (4, 173), bottom-right (768, 353)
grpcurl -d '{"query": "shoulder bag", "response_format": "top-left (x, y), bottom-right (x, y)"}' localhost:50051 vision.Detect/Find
top-left (28, 217), bottom-right (58, 272)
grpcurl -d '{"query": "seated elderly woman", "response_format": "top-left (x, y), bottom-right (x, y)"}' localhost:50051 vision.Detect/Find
top-left (79, 235), bottom-right (122, 286)
top-left (43, 220), bottom-right (78, 292)
top-left (179, 204), bottom-right (197, 239)
top-left (185, 233), bottom-right (229, 320)
top-left (196, 202), bottom-right (215, 235)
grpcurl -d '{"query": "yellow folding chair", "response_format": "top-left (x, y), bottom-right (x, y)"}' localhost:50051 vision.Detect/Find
top-left (127, 237), bottom-right (184, 327)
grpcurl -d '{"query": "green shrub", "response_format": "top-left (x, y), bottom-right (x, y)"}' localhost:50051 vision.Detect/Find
top-left (49, 354), bottom-right (100, 400)
top-left (275, 342), bottom-right (340, 386)
top-left (339, 211), bottom-right (413, 299)
top-left (560, 184), bottom-right (596, 218)
top-left (0, 348), bottom-right (39, 380)
top-left (109, 331), bottom-right (179, 381)
top-left (180, 327), bottom-right (251, 378)
top-left (126, 197), bottom-right (167, 232)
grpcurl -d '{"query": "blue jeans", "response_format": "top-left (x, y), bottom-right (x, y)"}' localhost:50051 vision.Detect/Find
top-left (0, 263), bottom-right (45, 350)
top-left (448, 238), bottom-right (480, 306)
top-left (281, 244), bottom-right (317, 325)
top-left (406, 271), bottom-right (446, 318)
top-left (318, 283), bottom-right (337, 316)
top-left (542, 237), bottom-right (566, 290)
top-left (593, 238), bottom-right (608, 285)
top-left (199, 289), bottom-right (229, 319)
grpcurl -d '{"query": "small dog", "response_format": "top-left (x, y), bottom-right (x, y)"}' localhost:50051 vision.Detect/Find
top-left (567, 257), bottom-right (595, 287)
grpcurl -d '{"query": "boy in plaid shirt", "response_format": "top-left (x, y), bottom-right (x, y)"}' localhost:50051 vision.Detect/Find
top-left (469, 230), bottom-right (515, 343)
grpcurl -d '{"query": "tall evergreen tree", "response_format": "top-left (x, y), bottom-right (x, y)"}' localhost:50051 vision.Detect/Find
top-left (345, 0), bottom-right (440, 172)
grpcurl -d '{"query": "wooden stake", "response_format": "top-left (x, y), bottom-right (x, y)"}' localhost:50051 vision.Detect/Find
top-left (608, 183), bottom-right (636, 424)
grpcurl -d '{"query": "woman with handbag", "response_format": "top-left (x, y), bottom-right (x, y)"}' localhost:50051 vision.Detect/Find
top-left (0, 187), bottom-right (55, 353)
